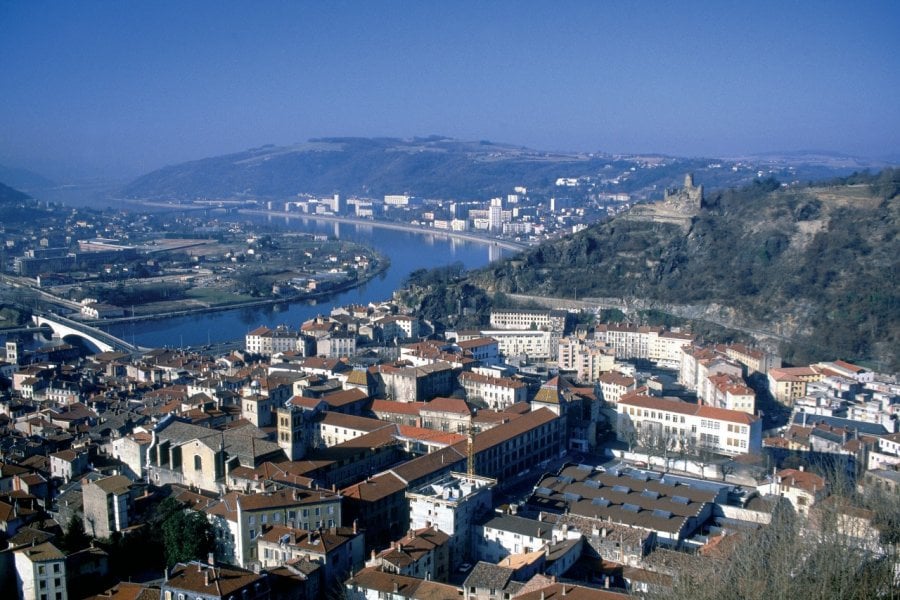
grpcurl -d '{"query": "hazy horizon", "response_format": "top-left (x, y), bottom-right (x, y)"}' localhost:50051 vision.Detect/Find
top-left (1, 1), bottom-right (898, 182)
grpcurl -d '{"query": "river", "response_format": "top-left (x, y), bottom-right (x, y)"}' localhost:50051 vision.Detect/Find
top-left (99, 215), bottom-right (515, 348)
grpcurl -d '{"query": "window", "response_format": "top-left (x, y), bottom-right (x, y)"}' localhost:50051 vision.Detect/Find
top-left (53, 564), bottom-right (60, 574)
top-left (249, 515), bottom-right (256, 525)
top-left (194, 455), bottom-right (202, 470)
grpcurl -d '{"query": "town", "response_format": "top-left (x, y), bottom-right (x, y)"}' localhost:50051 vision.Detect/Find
top-left (1, 290), bottom-right (898, 599)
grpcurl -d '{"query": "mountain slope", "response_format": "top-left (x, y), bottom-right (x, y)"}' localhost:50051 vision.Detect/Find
top-left (122, 137), bottom-right (620, 200)
top-left (0, 181), bottom-right (32, 203)
top-left (471, 172), bottom-right (900, 370)
top-left (0, 165), bottom-right (55, 192)
top-left (120, 136), bottom-right (873, 202)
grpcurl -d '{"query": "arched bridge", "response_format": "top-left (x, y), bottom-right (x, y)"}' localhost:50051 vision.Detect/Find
top-left (33, 313), bottom-right (141, 354)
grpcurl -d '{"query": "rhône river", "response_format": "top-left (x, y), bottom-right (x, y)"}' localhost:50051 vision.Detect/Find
top-left (101, 215), bottom-right (514, 348)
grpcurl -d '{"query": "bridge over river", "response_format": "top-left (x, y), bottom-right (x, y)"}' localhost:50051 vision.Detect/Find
top-left (33, 312), bottom-right (142, 354)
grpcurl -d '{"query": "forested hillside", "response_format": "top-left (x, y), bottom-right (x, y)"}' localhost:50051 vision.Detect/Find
top-left (471, 170), bottom-right (900, 370)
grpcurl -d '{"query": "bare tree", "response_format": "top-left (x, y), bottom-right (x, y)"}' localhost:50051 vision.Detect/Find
top-left (641, 426), bottom-right (679, 473)
top-left (656, 465), bottom-right (900, 600)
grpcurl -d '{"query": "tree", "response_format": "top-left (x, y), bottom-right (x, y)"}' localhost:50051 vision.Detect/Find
top-left (657, 467), bottom-right (899, 600)
top-left (641, 426), bottom-right (678, 473)
top-left (60, 514), bottom-right (90, 552)
top-left (156, 498), bottom-right (215, 567)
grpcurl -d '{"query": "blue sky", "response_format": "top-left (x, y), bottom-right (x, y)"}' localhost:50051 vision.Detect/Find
top-left (1, 1), bottom-right (898, 180)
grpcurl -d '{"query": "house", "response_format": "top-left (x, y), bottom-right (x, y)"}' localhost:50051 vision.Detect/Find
top-left (462, 562), bottom-right (523, 600)
top-left (82, 474), bottom-right (134, 538)
top-left (49, 449), bottom-right (89, 483)
top-left (257, 523), bottom-right (364, 590)
top-left (206, 487), bottom-right (343, 569)
top-left (344, 567), bottom-right (459, 599)
top-left (767, 366), bottom-right (823, 406)
top-left (757, 467), bottom-right (827, 517)
top-left (367, 526), bottom-right (451, 582)
top-left (474, 514), bottom-right (554, 562)
top-left (161, 561), bottom-right (270, 600)
top-left (13, 541), bottom-right (67, 600)
top-left (457, 371), bottom-right (528, 411)
top-left (419, 397), bottom-right (472, 434)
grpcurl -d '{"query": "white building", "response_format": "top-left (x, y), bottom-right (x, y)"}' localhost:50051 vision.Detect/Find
top-left (457, 371), bottom-right (528, 411)
top-left (407, 472), bottom-right (495, 567)
top-left (474, 514), bottom-right (553, 562)
top-left (14, 542), bottom-right (67, 600)
top-left (489, 309), bottom-right (567, 332)
top-left (617, 394), bottom-right (762, 456)
top-left (479, 329), bottom-right (553, 360)
top-left (245, 325), bottom-right (305, 356)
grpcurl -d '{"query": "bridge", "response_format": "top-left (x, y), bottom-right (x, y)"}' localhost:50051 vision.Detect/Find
top-left (32, 313), bottom-right (142, 354)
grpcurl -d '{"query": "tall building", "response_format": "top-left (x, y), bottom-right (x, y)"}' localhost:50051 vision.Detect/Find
top-left (406, 472), bottom-right (496, 567)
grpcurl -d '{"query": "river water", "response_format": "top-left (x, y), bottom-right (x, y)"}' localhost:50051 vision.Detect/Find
top-left (100, 215), bottom-right (514, 348)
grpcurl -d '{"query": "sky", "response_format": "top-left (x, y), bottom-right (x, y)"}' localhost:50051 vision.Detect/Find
top-left (1, 1), bottom-right (899, 181)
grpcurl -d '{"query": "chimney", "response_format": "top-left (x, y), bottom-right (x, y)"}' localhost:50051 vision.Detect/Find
top-left (204, 569), bottom-right (210, 587)
top-left (799, 465), bottom-right (805, 472)
top-left (562, 586), bottom-right (567, 596)
top-left (207, 552), bottom-right (215, 566)
top-left (353, 519), bottom-right (358, 535)
top-left (371, 549), bottom-right (376, 561)
top-left (393, 582), bottom-right (399, 593)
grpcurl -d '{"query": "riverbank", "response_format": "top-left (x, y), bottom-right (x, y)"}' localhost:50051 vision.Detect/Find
top-left (91, 255), bottom-right (391, 326)
top-left (238, 208), bottom-right (530, 252)
top-left (126, 199), bottom-right (529, 253)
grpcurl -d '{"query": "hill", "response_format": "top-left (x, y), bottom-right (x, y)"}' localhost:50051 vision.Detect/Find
top-left (120, 136), bottom-right (871, 201)
top-left (468, 170), bottom-right (900, 371)
top-left (0, 164), bottom-right (55, 192)
top-left (0, 181), bottom-right (32, 203)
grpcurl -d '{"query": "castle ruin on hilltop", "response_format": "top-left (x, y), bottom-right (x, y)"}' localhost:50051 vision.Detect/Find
top-left (664, 173), bottom-right (704, 211)
top-left (623, 173), bottom-right (704, 230)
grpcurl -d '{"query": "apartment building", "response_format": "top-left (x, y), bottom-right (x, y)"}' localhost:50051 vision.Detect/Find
top-left (558, 337), bottom-right (615, 383)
